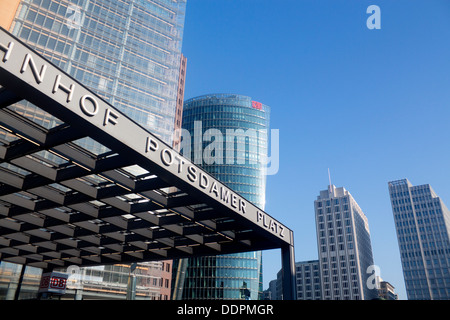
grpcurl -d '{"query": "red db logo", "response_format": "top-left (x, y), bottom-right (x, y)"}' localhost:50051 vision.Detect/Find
top-left (50, 277), bottom-right (67, 289)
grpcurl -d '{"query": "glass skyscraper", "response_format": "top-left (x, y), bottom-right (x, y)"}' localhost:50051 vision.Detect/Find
top-left (4, 0), bottom-right (186, 144)
top-left (0, 0), bottom-right (186, 300)
top-left (388, 179), bottom-right (450, 300)
top-left (172, 93), bottom-right (270, 300)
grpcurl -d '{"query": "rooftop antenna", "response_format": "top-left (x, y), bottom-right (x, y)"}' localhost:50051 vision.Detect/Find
top-left (328, 168), bottom-right (333, 193)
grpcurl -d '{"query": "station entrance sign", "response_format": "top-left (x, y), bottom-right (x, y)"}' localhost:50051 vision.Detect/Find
top-left (0, 27), bottom-right (297, 300)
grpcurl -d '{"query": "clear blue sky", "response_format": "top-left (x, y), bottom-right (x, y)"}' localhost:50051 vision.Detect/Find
top-left (181, 0), bottom-right (450, 300)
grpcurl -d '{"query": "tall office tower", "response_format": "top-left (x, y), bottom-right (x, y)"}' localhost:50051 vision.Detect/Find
top-left (1, 0), bottom-right (187, 144)
top-left (388, 179), bottom-right (450, 300)
top-left (172, 94), bottom-right (270, 300)
top-left (172, 54), bottom-right (187, 151)
top-left (0, 0), bottom-right (187, 300)
top-left (314, 185), bottom-right (378, 300)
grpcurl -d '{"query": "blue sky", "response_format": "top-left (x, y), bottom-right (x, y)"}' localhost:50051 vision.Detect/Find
top-left (181, 0), bottom-right (450, 299)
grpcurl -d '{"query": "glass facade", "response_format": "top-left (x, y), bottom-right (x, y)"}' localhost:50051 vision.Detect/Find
top-left (62, 262), bottom-right (172, 300)
top-left (389, 179), bottom-right (450, 300)
top-left (178, 252), bottom-right (263, 300)
top-left (174, 94), bottom-right (270, 300)
top-left (0, 262), bottom-right (42, 300)
top-left (9, 0), bottom-right (186, 144)
top-left (0, 0), bottom-right (186, 299)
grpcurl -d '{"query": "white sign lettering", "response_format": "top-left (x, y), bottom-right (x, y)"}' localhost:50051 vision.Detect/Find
top-left (0, 31), bottom-right (292, 244)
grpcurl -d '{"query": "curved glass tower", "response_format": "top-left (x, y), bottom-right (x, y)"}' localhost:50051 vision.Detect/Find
top-left (174, 93), bottom-right (270, 300)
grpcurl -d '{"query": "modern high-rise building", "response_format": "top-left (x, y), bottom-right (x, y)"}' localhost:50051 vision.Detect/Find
top-left (314, 185), bottom-right (378, 300)
top-left (269, 184), bottom-right (398, 300)
top-left (1, 0), bottom-right (186, 143)
top-left (173, 54), bottom-right (187, 151)
top-left (388, 179), bottom-right (450, 300)
top-left (172, 93), bottom-right (270, 300)
top-left (0, 0), bottom-right (187, 300)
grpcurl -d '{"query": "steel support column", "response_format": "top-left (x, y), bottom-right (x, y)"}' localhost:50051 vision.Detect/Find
top-left (13, 263), bottom-right (26, 300)
top-left (281, 244), bottom-right (297, 300)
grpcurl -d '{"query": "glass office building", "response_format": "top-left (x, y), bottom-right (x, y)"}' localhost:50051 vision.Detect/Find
top-left (0, 0), bottom-right (186, 299)
top-left (0, 263), bottom-right (42, 300)
top-left (173, 94), bottom-right (270, 300)
top-left (5, 0), bottom-right (186, 144)
top-left (388, 179), bottom-right (450, 300)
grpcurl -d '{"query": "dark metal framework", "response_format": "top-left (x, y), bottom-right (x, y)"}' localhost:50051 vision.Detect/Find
top-left (0, 28), bottom-right (296, 299)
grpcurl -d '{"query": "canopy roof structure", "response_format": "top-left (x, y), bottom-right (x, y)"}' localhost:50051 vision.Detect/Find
top-left (0, 28), bottom-right (296, 299)
top-left (0, 27), bottom-right (295, 291)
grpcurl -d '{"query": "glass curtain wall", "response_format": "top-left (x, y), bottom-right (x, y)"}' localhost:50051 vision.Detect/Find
top-left (0, 0), bottom-right (186, 300)
top-left (9, 0), bottom-right (186, 143)
top-left (174, 94), bottom-right (270, 300)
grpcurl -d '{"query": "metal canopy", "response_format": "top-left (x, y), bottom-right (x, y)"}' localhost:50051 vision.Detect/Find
top-left (0, 28), bottom-right (294, 272)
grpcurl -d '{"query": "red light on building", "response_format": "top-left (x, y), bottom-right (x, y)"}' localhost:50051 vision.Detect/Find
top-left (252, 101), bottom-right (262, 110)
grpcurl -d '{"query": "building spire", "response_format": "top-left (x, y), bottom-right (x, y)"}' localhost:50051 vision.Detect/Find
top-left (328, 168), bottom-right (333, 195)
top-left (328, 168), bottom-right (332, 187)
